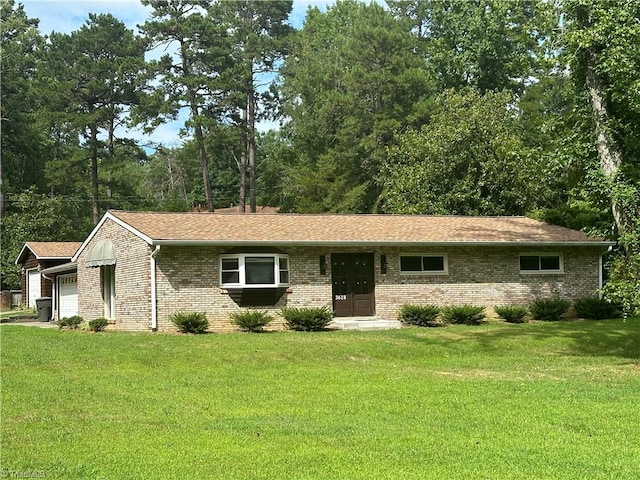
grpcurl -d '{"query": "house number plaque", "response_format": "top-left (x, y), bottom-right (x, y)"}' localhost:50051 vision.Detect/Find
top-left (335, 294), bottom-right (347, 301)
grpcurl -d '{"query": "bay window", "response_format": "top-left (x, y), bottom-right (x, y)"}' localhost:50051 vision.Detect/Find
top-left (220, 254), bottom-right (290, 288)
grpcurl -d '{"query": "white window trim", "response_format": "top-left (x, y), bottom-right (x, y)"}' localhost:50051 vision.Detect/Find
top-left (399, 254), bottom-right (449, 275)
top-left (102, 265), bottom-right (116, 319)
top-left (220, 253), bottom-right (290, 288)
top-left (519, 253), bottom-right (564, 275)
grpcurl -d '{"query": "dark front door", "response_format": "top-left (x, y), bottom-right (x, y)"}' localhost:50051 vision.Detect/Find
top-left (331, 253), bottom-right (375, 317)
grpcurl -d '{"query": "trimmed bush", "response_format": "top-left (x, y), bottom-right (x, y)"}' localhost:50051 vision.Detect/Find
top-left (59, 315), bottom-right (83, 329)
top-left (88, 318), bottom-right (109, 332)
top-left (230, 310), bottom-right (273, 332)
top-left (494, 305), bottom-right (528, 324)
top-left (574, 297), bottom-right (620, 320)
top-left (440, 305), bottom-right (486, 325)
top-left (280, 306), bottom-right (333, 332)
top-left (170, 311), bottom-right (209, 334)
top-left (529, 297), bottom-right (571, 321)
top-left (398, 304), bottom-right (442, 327)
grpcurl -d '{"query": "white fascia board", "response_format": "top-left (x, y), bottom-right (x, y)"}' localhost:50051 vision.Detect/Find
top-left (14, 243), bottom-right (31, 265)
top-left (150, 239), bottom-right (616, 248)
top-left (34, 255), bottom-right (74, 261)
top-left (40, 262), bottom-right (77, 275)
top-left (71, 211), bottom-right (153, 262)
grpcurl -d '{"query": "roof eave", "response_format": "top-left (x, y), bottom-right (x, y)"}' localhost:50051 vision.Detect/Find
top-left (15, 243), bottom-right (80, 264)
top-left (14, 243), bottom-right (32, 265)
top-left (34, 255), bottom-right (74, 261)
top-left (40, 262), bottom-right (77, 275)
top-left (150, 239), bottom-right (616, 248)
top-left (72, 211), bottom-right (153, 262)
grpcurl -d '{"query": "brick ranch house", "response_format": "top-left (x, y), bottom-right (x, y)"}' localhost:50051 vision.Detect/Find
top-left (68, 210), bottom-right (614, 332)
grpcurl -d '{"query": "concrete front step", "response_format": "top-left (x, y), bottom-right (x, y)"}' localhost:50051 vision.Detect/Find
top-left (330, 317), bottom-right (402, 331)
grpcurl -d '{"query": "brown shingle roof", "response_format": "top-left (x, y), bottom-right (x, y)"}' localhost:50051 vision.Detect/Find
top-left (25, 242), bottom-right (82, 258)
top-left (16, 242), bottom-right (82, 265)
top-left (108, 210), bottom-right (611, 246)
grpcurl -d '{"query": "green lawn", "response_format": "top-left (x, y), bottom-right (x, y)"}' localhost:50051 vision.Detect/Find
top-left (1, 319), bottom-right (639, 479)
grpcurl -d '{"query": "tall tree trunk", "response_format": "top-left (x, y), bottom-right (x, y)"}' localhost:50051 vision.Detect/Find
top-left (90, 122), bottom-right (100, 225)
top-left (248, 87), bottom-right (257, 213)
top-left (193, 113), bottom-right (214, 212)
top-left (585, 51), bottom-right (624, 233)
top-left (239, 108), bottom-right (247, 213)
top-left (106, 116), bottom-right (115, 200)
top-left (0, 149), bottom-right (4, 217)
top-left (181, 39), bottom-right (214, 212)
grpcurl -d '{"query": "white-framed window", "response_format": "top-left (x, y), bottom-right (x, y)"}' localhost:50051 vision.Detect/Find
top-left (519, 254), bottom-right (563, 274)
top-left (400, 254), bottom-right (448, 274)
top-left (220, 254), bottom-right (290, 288)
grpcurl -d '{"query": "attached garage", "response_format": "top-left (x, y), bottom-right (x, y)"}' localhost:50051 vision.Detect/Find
top-left (40, 262), bottom-right (79, 321)
top-left (15, 242), bottom-right (82, 311)
top-left (58, 273), bottom-right (78, 319)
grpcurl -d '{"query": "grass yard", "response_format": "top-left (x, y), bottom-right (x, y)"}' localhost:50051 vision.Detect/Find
top-left (1, 319), bottom-right (639, 479)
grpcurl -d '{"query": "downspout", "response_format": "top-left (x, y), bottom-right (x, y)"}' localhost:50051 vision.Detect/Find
top-left (598, 254), bottom-right (603, 298)
top-left (598, 246), bottom-right (613, 298)
top-left (150, 245), bottom-right (161, 331)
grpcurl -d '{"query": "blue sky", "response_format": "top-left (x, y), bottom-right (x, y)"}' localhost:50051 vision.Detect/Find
top-left (19, 0), bottom-right (332, 148)
top-left (21, 0), bottom-right (330, 35)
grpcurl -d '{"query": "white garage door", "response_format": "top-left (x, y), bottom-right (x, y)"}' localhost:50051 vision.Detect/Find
top-left (58, 274), bottom-right (78, 319)
top-left (27, 269), bottom-right (41, 308)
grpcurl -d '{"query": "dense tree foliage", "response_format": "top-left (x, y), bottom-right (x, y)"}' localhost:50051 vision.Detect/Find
top-left (388, 0), bottom-right (557, 94)
top-left (0, 188), bottom-right (88, 290)
top-left (565, 0), bottom-right (640, 234)
top-left (1, 0), bottom-right (638, 310)
top-left (38, 13), bottom-right (150, 224)
top-left (208, 0), bottom-right (292, 212)
top-left (1, 0), bottom-right (47, 211)
top-left (280, 0), bottom-right (435, 212)
top-left (381, 89), bottom-right (538, 215)
top-left (564, 0), bottom-right (640, 315)
top-left (140, 0), bottom-right (221, 212)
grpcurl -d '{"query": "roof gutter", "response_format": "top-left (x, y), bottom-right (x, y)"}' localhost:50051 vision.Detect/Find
top-left (40, 262), bottom-right (78, 276)
top-left (150, 245), bottom-right (161, 332)
top-left (149, 240), bottom-right (617, 248)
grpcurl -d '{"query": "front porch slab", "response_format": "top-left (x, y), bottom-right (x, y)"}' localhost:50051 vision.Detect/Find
top-left (330, 317), bottom-right (402, 331)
